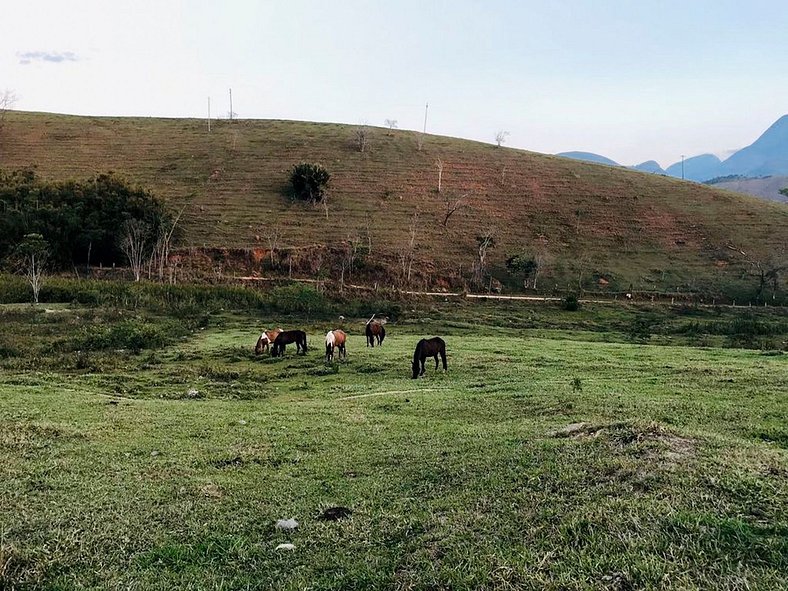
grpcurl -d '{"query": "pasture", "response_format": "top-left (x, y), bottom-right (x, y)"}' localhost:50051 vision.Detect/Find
top-left (1, 300), bottom-right (787, 590)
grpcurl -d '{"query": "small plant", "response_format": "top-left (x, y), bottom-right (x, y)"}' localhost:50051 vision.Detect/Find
top-left (563, 294), bottom-right (580, 311)
top-left (289, 163), bottom-right (330, 203)
top-left (571, 377), bottom-right (583, 392)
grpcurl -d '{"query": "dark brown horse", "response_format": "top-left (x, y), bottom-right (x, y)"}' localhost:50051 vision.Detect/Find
top-left (325, 329), bottom-right (347, 362)
top-left (412, 337), bottom-right (447, 378)
top-left (272, 330), bottom-right (308, 357)
top-left (365, 322), bottom-right (386, 347)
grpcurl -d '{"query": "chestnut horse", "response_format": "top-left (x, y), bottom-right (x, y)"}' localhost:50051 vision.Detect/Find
top-left (412, 337), bottom-right (447, 379)
top-left (365, 320), bottom-right (386, 347)
top-left (272, 330), bottom-right (308, 357)
top-left (325, 329), bottom-right (347, 362)
top-left (255, 328), bottom-right (283, 355)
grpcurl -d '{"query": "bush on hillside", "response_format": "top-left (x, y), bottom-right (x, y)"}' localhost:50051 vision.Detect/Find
top-left (289, 163), bottom-right (330, 203)
top-left (563, 294), bottom-right (580, 311)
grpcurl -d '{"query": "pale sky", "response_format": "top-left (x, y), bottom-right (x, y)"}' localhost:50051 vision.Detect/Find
top-left (3, 0), bottom-right (787, 167)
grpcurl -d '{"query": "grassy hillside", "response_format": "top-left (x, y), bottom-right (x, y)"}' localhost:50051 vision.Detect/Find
top-left (2, 111), bottom-right (786, 298)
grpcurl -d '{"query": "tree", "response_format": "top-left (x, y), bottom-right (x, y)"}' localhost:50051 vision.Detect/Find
top-left (442, 192), bottom-right (467, 229)
top-left (472, 229), bottom-right (496, 288)
top-left (120, 219), bottom-right (151, 282)
top-left (780, 188), bottom-right (788, 198)
top-left (290, 163), bottom-right (330, 203)
top-left (398, 212), bottom-right (419, 286)
top-left (12, 234), bottom-right (48, 304)
top-left (495, 130), bottom-right (509, 148)
top-left (0, 90), bottom-right (16, 133)
top-left (355, 124), bottom-right (368, 152)
top-left (150, 206), bottom-right (184, 281)
top-left (384, 119), bottom-right (398, 132)
top-left (506, 254), bottom-right (538, 289)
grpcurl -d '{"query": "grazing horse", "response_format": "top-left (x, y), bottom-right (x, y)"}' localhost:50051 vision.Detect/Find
top-left (325, 329), bottom-right (347, 362)
top-left (412, 337), bottom-right (447, 379)
top-left (272, 330), bottom-right (308, 357)
top-left (365, 315), bottom-right (387, 347)
top-left (254, 328), bottom-right (283, 355)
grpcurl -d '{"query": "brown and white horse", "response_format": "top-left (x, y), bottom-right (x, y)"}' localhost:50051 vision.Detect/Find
top-left (325, 329), bottom-right (347, 362)
top-left (255, 328), bottom-right (283, 355)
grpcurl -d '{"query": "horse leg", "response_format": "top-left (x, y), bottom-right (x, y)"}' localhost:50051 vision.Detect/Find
top-left (420, 358), bottom-right (426, 376)
top-left (434, 354), bottom-right (439, 370)
top-left (440, 350), bottom-right (447, 371)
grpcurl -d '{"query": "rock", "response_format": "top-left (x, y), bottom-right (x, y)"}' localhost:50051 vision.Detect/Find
top-left (275, 543), bottom-right (295, 551)
top-left (186, 388), bottom-right (201, 399)
top-left (150, 450), bottom-right (160, 457)
top-left (238, 419), bottom-right (247, 425)
top-left (275, 518), bottom-right (298, 531)
top-left (317, 506), bottom-right (352, 521)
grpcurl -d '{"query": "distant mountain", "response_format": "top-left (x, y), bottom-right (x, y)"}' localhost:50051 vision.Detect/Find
top-left (665, 154), bottom-right (723, 182)
top-left (719, 115), bottom-right (788, 177)
top-left (556, 151), bottom-right (619, 166)
top-left (709, 176), bottom-right (788, 204)
top-left (631, 160), bottom-right (666, 174)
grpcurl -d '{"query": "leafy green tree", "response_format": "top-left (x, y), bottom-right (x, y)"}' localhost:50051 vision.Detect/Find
top-left (0, 169), bottom-right (172, 268)
top-left (290, 163), bottom-right (330, 203)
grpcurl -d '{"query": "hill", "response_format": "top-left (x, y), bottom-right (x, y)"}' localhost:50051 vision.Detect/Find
top-left (665, 154), bottom-right (723, 182)
top-left (720, 115), bottom-right (788, 177)
top-left (631, 160), bottom-right (666, 175)
top-left (1, 111), bottom-right (787, 299)
top-left (555, 151), bottom-right (620, 166)
top-left (709, 176), bottom-right (788, 204)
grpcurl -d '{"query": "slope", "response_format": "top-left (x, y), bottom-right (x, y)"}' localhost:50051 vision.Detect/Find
top-left (1, 111), bottom-right (786, 298)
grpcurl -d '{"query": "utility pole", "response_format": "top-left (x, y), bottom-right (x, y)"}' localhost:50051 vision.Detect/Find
top-left (207, 97), bottom-right (211, 133)
top-left (229, 88), bottom-right (233, 122)
top-left (681, 154), bottom-right (685, 180)
top-left (423, 101), bottom-right (429, 135)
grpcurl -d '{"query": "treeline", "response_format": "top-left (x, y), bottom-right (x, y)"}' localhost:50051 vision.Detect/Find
top-left (0, 168), bottom-right (173, 269)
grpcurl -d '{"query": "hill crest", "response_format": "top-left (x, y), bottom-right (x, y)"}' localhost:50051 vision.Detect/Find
top-left (2, 111), bottom-right (786, 299)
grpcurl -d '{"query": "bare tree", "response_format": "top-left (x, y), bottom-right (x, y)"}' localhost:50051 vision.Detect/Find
top-left (384, 119), bottom-right (398, 133)
top-left (416, 131), bottom-right (425, 151)
top-left (355, 124), bottom-right (368, 153)
top-left (398, 212), bottom-right (419, 286)
top-left (435, 158), bottom-right (444, 193)
top-left (13, 233), bottom-right (48, 304)
top-left (495, 130), bottom-right (509, 148)
top-left (120, 219), bottom-right (150, 282)
top-left (472, 228), bottom-right (496, 288)
top-left (150, 206), bottom-right (185, 281)
top-left (0, 90), bottom-right (17, 133)
top-left (264, 225), bottom-right (283, 269)
top-left (442, 192), bottom-right (468, 229)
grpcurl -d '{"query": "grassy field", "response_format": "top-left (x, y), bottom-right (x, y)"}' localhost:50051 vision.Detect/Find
top-left (1, 297), bottom-right (786, 590)
top-left (3, 111), bottom-right (787, 297)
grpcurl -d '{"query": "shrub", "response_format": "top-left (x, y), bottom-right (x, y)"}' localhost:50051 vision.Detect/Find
top-left (563, 294), bottom-right (580, 311)
top-left (290, 163), bottom-right (330, 203)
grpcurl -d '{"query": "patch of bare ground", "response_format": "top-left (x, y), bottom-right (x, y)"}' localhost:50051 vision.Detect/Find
top-left (550, 420), bottom-right (696, 464)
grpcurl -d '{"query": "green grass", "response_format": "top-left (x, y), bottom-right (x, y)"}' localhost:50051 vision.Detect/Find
top-left (1, 301), bottom-right (787, 589)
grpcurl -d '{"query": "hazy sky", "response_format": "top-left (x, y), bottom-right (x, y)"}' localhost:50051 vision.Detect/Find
top-left (3, 0), bottom-right (787, 166)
